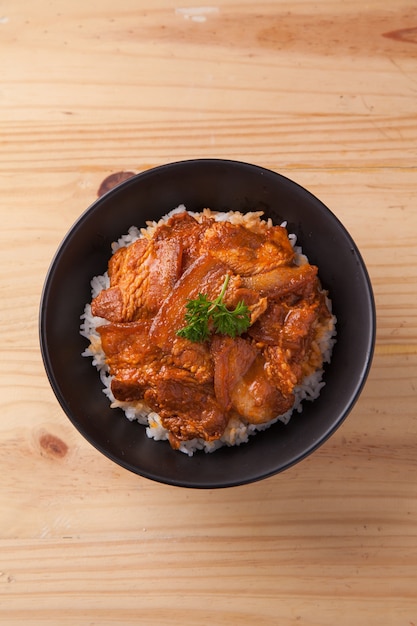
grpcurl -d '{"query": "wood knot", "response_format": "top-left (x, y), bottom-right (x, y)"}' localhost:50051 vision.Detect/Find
top-left (382, 27), bottom-right (417, 45)
top-left (39, 433), bottom-right (68, 459)
top-left (97, 171), bottom-right (136, 197)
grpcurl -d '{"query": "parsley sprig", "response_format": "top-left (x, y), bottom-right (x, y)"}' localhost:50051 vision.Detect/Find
top-left (176, 274), bottom-right (251, 343)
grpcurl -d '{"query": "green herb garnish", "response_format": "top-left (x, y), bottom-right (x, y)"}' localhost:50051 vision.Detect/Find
top-left (176, 274), bottom-right (251, 343)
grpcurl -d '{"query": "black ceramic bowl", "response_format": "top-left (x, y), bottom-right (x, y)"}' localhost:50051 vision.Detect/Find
top-left (39, 159), bottom-right (375, 488)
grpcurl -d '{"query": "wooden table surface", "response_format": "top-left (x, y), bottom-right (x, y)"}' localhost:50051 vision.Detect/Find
top-left (1, 1), bottom-right (416, 624)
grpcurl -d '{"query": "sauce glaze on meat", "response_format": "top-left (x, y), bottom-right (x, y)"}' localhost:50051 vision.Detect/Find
top-left (91, 211), bottom-right (334, 450)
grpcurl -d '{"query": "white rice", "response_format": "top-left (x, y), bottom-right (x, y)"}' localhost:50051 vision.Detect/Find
top-left (80, 206), bottom-right (336, 456)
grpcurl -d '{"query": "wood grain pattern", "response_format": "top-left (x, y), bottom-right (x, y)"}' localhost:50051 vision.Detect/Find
top-left (1, 1), bottom-right (417, 624)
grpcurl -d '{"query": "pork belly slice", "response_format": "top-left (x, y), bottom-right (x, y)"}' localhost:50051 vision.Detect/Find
top-left (230, 355), bottom-right (295, 424)
top-left (222, 283), bottom-right (268, 326)
top-left (257, 302), bottom-right (324, 398)
top-left (211, 335), bottom-right (293, 424)
top-left (98, 320), bottom-right (155, 369)
top-left (249, 287), bottom-right (332, 385)
top-left (249, 299), bottom-right (319, 345)
top-left (241, 264), bottom-right (318, 299)
top-left (144, 374), bottom-right (228, 445)
top-left (153, 211), bottom-right (214, 272)
top-left (149, 253), bottom-right (229, 351)
top-left (90, 285), bottom-right (124, 323)
top-left (91, 235), bottom-right (182, 322)
top-left (200, 221), bottom-right (295, 276)
top-left (91, 238), bottom-right (149, 322)
top-left (97, 319), bottom-right (213, 403)
top-left (97, 321), bottom-right (162, 402)
top-left (211, 335), bottom-right (258, 412)
top-left (169, 336), bottom-right (213, 384)
top-left (146, 237), bottom-right (183, 315)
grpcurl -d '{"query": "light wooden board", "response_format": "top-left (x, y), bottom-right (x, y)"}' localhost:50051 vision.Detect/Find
top-left (1, 1), bottom-right (416, 624)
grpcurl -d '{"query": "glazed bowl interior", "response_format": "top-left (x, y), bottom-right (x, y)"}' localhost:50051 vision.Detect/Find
top-left (40, 159), bottom-right (375, 488)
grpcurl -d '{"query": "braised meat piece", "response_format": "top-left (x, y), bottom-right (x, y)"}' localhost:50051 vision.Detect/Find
top-left (211, 335), bottom-right (259, 412)
top-left (98, 321), bottom-right (213, 398)
top-left (153, 211), bottom-right (213, 271)
top-left (144, 378), bottom-right (227, 447)
top-left (230, 355), bottom-right (294, 423)
top-left (200, 221), bottom-right (295, 275)
top-left (91, 236), bottom-right (182, 322)
top-left (241, 263), bottom-right (318, 299)
top-left (220, 280), bottom-right (268, 326)
top-left (98, 320), bottom-right (162, 401)
top-left (211, 335), bottom-right (294, 423)
top-left (150, 254), bottom-right (229, 351)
